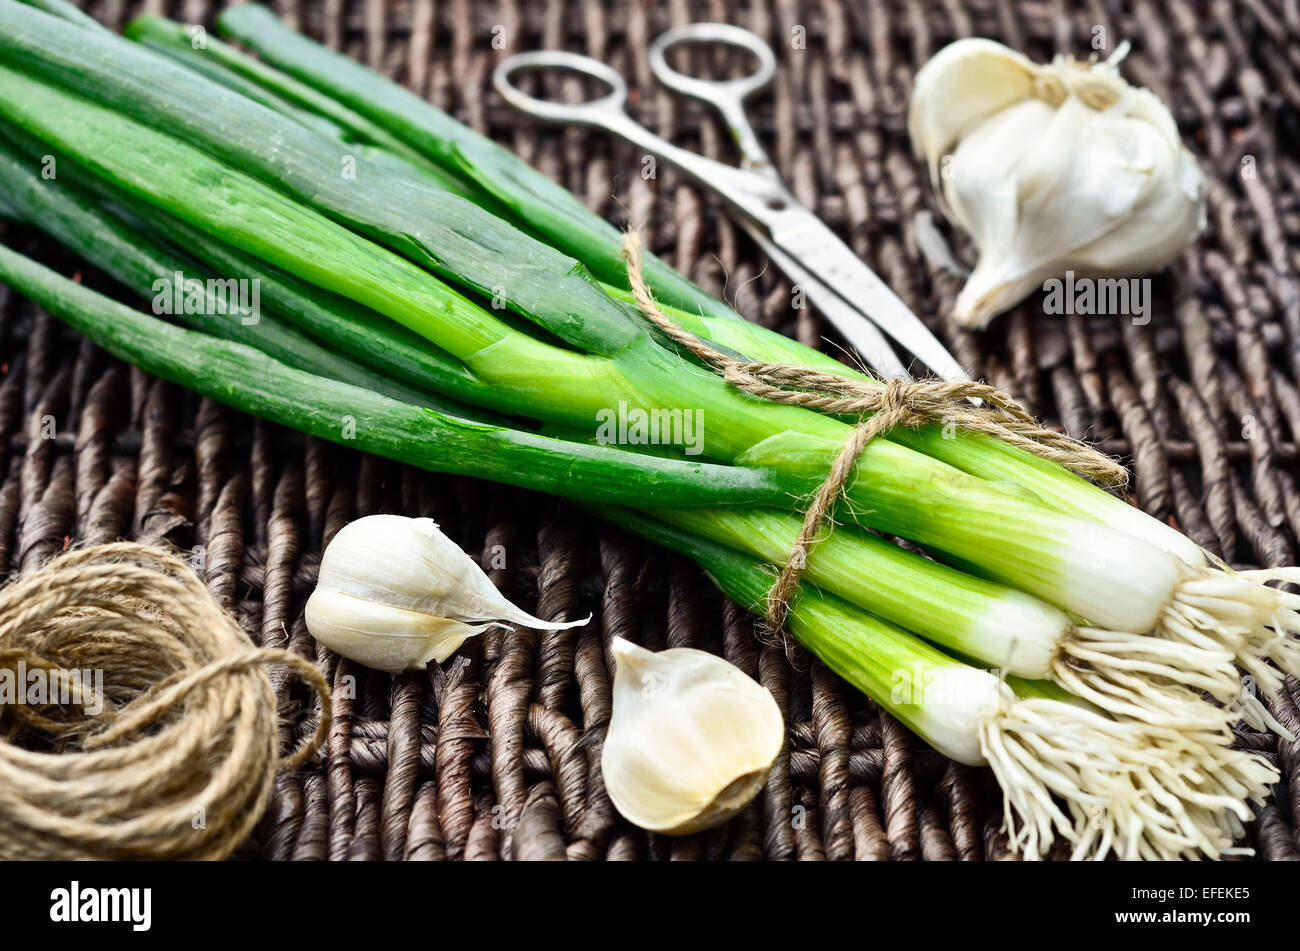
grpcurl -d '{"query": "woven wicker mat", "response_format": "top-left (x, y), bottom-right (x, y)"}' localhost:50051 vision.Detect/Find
top-left (6, 0), bottom-right (1296, 860)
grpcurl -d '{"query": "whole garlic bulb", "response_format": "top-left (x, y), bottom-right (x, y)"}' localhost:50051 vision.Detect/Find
top-left (305, 514), bottom-right (587, 673)
top-left (908, 38), bottom-right (1205, 328)
top-left (601, 637), bottom-right (784, 835)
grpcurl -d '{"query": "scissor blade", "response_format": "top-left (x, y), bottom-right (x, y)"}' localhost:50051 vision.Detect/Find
top-left (750, 232), bottom-right (909, 381)
top-left (766, 211), bottom-right (970, 383)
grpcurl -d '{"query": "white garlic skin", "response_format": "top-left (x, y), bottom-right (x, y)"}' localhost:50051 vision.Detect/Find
top-left (908, 38), bottom-right (1205, 329)
top-left (305, 514), bottom-right (587, 674)
top-left (304, 587), bottom-right (488, 674)
top-left (601, 637), bottom-right (784, 835)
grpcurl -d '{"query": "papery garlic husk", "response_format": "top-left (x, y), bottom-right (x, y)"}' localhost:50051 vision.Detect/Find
top-left (305, 514), bottom-right (588, 673)
top-left (601, 637), bottom-right (784, 835)
top-left (908, 38), bottom-right (1206, 328)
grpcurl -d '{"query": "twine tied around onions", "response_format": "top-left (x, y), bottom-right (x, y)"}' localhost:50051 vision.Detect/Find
top-left (620, 230), bottom-right (1126, 638)
top-left (0, 542), bottom-right (330, 860)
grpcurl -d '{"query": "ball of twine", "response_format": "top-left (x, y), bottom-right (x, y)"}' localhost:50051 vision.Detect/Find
top-left (0, 542), bottom-right (331, 860)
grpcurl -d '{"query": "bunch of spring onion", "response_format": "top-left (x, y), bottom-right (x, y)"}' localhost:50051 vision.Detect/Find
top-left (0, 0), bottom-right (1295, 858)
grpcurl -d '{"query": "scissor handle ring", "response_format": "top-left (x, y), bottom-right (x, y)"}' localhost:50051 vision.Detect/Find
top-left (492, 50), bottom-right (629, 125)
top-left (648, 23), bottom-right (776, 104)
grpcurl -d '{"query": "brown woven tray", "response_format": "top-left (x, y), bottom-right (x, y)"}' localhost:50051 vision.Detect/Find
top-left (8, 0), bottom-right (1297, 860)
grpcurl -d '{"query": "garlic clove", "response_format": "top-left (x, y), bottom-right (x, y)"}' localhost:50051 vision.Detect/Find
top-left (305, 514), bottom-right (589, 673)
top-left (944, 98), bottom-right (1054, 260)
top-left (951, 261), bottom-right (1047, 331)
top-left (305, 586), bottom-right (491, 674)
top-left (908, 37), bottom-right (1040, 175)
top-left (1063, 146), bottom-right (1205, 274)
top-left (601, 637), bottom-right (784, 835)
top-left (944, 98), bottom-right (1062, 327)
top-left (317, 514), bottom-right (589, 631)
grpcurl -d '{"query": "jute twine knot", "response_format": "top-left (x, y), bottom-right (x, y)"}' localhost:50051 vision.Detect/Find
top-left (621, 231), bottom-right (1126, 638)
top-left (0, 542), bottom-right (331, 860)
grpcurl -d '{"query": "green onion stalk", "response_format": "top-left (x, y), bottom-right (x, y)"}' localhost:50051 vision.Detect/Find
top-left (3, 38), bottom-right (1296, 697)
top-left (4, 7), bottom-right (1295, 719)
top-left (113, 1), bottom-right (1250, 578)
top-left (604, 301), bottom-right (1300, 702)
top-left (623, 288), bottom-right (1207, 559)
top-left (0, 241), bottom-right (800, 511)
top-left (123, 15), bottom-right (505, 215)
top-left (648, 507), bottom-right (1262, 731)
top-left (2, 148), bottom-right (1269, 741)
top-left (202, 3), bottom-right (1208, 568)
top-left (208, 3), bottom-right (737, 326)
top-left (143, 1), bottom-right (1300, 691)
top-left (0, 126), bottom-right (525, 420)
top-left (0, 138), bottom-right (479, 418)
top-left (151, 0), bottom-right (1234, 612)
top-left (0, 57), bottom-right (1170, 611)
top-left (0, 235), bottom-right (1279, 860)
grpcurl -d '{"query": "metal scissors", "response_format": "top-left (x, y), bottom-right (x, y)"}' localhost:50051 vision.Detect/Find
top-left (493, 22), bottom-right (968, 382)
